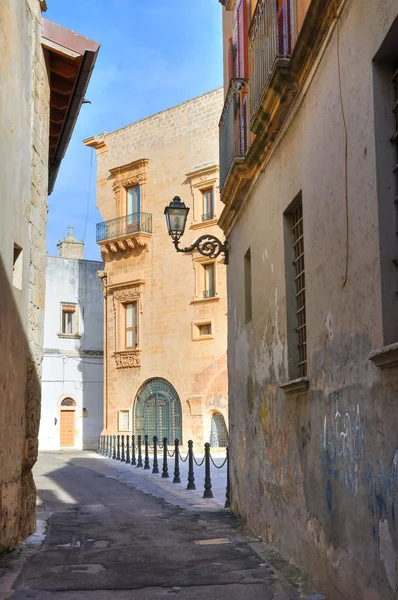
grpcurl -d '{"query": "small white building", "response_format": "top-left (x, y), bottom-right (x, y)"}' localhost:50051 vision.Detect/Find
top-left (39, 229), bottom-right (104, 450)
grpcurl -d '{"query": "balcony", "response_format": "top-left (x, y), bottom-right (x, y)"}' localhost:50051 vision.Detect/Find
top-left (249, 0), bottom-right (296, 125)
top-left (219, 78), bottom-right (249, 192)
top-left (96, 212), bottom-right (152, 257)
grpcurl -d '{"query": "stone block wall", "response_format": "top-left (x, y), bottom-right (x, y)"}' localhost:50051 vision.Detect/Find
top-left (0, 0), bottom-right (49, 552)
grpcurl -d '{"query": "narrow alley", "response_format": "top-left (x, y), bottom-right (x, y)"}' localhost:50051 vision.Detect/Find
top-left (0, 452), bottom-right (316, 600)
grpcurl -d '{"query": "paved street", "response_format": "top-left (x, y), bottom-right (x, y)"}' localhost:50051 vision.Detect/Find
top-left (0, 452), bottom-right (320, 599)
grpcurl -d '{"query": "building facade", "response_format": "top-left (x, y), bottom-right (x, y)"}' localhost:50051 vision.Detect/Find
top-left (84, 89), bottom-right (228, 449)
top-left (0, 0), bottom-right (99, 552)
top-left (218, 0), bottom-right (398, 598)
top-left (39, 230), bottom-right (104, 451)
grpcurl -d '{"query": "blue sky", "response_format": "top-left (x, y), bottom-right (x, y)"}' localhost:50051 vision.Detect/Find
top-left (46, 0), bottom-right (223, 260)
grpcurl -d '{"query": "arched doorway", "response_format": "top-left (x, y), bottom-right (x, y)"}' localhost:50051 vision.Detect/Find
top-left (60, 397), bottom-right (76, 448)
top-left (210, 412), bottom-right (228, 448)
top-left (134, 378), bottom-right (182, 442)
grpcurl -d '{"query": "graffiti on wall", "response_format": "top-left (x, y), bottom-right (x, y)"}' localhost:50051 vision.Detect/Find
top-left (321, 391), bottom-right (398, 537)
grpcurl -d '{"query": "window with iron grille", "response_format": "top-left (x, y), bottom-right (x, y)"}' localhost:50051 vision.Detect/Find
top-left (133, 378), bottom-right (182, 443)
top-left (210, 412), bottom-right (228, 448)
top-left (291, 202), bottom-right (307, 377)
top-left (201, 189), bottom-right (214, 221)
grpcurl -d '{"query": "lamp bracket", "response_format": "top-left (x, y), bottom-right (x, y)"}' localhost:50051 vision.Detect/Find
top-left (173, 234), bottom-right (228, 265)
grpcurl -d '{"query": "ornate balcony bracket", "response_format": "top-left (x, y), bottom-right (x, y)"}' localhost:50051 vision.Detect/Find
top-left (173, 234), bottom-right (229, 265)
top-left (114, 350), bottom-right (141, 369)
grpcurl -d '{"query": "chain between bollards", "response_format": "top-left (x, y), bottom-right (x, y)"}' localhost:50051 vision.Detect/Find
top-left (203, 442), bottom-right (214, 498)
top-left (162, 437), bottom-right (169, 478)
top-left (144, 434), bottom-right (150, 470)
top-left (131, 434), bottom-right (136, 465)
top-left (173, 439), bottom-right (181, 483)
top-left (126, 435), bottom-right (130, 464)
top-left (187, 440), bottom-right (196, 490)
top-left (152, 436), bottom-right (159, 474)
top-left (137, 434), bottom-right (143, 467)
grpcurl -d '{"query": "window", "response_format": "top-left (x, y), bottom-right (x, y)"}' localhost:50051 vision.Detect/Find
top-left (203, 262), bottom-right (215, 298)
top-left (210, 412), bottom-right (228, 448)
top-left (13, 243), bottom-right (23, 290)
top-left (125, 302), bottom-right (138, 348)
top-left (61, 304), bottom-right (77, 335)
top-left (118, 409), bottom-right (131, 432)
top-left (192, 319), bottom-right (214, 341)
top-left (373, 22), bottom-right (398, 345)
top-left (201, 189), bottom-right (214, 221)
top-left (244, 248), bottom-right (252, 323)
top-left (199, 323), bottom-right (212, 336)
top-left (284, 195), bottom-right (307, 378)
top-left (126, 185), bottom-right (140, 215)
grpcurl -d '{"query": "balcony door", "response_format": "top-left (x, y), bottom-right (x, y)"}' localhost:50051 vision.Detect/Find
top-left (134, 378), bottom-right (182, 443)
top-left (127, 185), bottom-right (141, 230)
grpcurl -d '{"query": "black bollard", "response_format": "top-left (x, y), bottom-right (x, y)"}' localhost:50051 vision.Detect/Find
top-left (131, 434), bottom-right (136, 466)
top-left (225, 446), bottom-right (230, 509)
top-left (112, 435), bottom-right (117, 459)
top-left (98, 435), bottom-right (102, 455)
top-left (106, 435), bottom-right (109, 457)
top-left (121, 435), bottom-right (125, 462)
top-left (203, 442), bottom-right (214, 498)
top-left (137, 434), bottom-right (143, 467)
top-left (126, 435), bottom-right (130, 464)
top-left (109, 435), bottom-right (112, 458)
top-left (117, 435), bottom-right (121, 460)
top-left (173, 439), bottom-right (181, 483)
top-left (152, 436), bottom-right (159, 474)
top-left (187, 440), bottom-right (196, 490)
top-left (162, 437), bottom-right (169, 478)
top-left (144, 434), bottom-right (150, 469)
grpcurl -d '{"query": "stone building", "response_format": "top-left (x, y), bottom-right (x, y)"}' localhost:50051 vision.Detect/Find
top-left (0, 0), bottom-right (99, 552)
top-left (39, 229), bottom-right (104, 451)
top-left (217, 0), bottom-right (398, 598)
top-left (84, 89), bottom-right (228, 449)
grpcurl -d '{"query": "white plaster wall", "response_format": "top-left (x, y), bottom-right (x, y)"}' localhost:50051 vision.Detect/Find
top-left (39, 256), bottom-right (104, 450)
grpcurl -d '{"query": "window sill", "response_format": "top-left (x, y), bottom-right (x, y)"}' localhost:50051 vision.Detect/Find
top-left (280, 377), bottom-right (309, 395)
top-left (190, 295), bottom-right (220, 305)
top-left (368, 342), bottom-right (398, 369)
top-left (190, 217), bottom-right (218, 230)
top-left (58, 333), bottom-right (81, 339)
top-left (192, 335), bottom-right (214, 341)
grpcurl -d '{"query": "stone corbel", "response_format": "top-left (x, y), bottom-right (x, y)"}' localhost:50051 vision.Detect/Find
top-left (114, 350), bottom-right (141, 369)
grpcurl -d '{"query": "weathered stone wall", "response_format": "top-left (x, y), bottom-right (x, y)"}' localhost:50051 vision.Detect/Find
top-left (225, 0), bottom-right (398, 598)
top-left (0, 0), bottom-right (49, 552)
top-left (88, 89), bottom-right (228, 448)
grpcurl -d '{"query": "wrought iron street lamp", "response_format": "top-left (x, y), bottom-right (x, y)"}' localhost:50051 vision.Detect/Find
top-left (164, 196), bottom-right (228, 264)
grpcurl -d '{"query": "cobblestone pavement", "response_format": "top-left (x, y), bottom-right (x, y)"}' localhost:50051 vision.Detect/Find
top-left (0, 452), bottom-right (325, 600)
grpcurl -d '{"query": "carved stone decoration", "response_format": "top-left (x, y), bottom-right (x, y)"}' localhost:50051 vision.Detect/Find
top-left (109, 158), bottom-right (150, 217)
top-left (114, 350), bottom-right (141, 369)
top-left (98, 270), bottom-right (108, 298)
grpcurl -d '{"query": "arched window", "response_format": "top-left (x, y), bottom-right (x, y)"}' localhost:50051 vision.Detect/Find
top-left (134, 378), bottom-right (182, 443)
top-left (61, 397), bottom-right (76, 407)
top-left (210, 412), bottom-right (228, 448)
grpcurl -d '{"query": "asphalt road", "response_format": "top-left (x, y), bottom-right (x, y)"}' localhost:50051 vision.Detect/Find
top-left (0, 452), bottom-right (313, 599)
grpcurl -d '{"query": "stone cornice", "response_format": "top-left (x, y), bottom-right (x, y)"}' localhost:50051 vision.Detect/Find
top-left (218, 0), bottom-right (238, 9)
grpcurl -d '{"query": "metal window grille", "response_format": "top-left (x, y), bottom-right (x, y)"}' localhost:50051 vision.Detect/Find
top-left (133, 378), bottom-right (182, 442)
top-left (291, 202), bottom-right (307, 377)
top-left (210, 412), bottom-right (228, 448)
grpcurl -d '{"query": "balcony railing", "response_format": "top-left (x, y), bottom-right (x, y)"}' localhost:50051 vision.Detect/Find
top-left (219, 78), bottom-right (249, 191)
top-left (96, 212), bottom-right (152, 243)
top-left (201, 212), bottom-right (214, 222)
top-left (249, 0), bottom-right (295, 120)
top-left (203, 289), bottom-right (215, 299)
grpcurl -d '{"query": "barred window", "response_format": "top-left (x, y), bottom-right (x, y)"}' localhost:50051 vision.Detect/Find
top-left (291, 202), bottom-right (307, 377)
